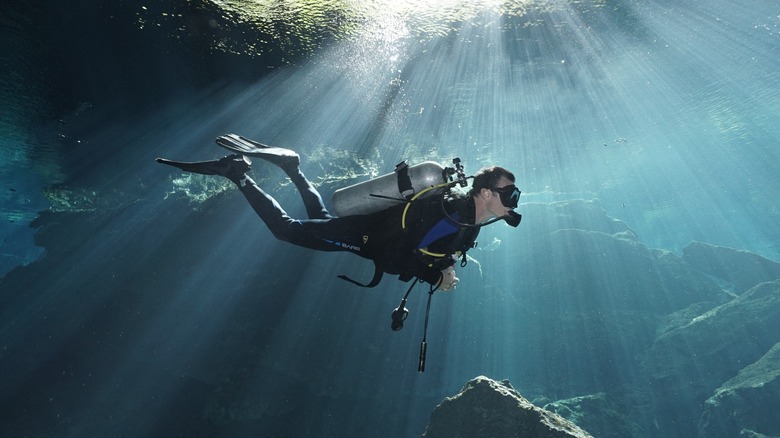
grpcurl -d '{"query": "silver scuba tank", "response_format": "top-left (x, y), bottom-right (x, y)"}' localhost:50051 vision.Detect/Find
top-left (332, 161), bottom-right (447, 217)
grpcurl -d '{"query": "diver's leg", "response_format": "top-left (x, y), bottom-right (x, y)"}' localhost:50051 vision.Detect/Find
top-left (234, 175), bottom-right (296, 238)
top-left (235, 175), bottom-right (360, 251)
top-left (155, 157), bottom-right (363, 252)
top-left (246, 148), bottom-right (332, 220)
top-left (158, 146), bottom-right (331, 220)
top-left (216, 134), bottom-right (333, 219)
top-left (220, 138), bottom-right (332, 220)
top-left (286, 167), bottom-right (333, 220)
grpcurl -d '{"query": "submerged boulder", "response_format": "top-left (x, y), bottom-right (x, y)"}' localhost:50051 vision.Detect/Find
top-left (508, 202), bottom-right (728, 397)
top-left (682, 242), bottom-right (780, 293)
top-left (543, 392), bottom-right (643, 438)
top-left (645, 280), bottom-right (780, 390)
top-left (421, 376), bottom-right (593, 438)
top-left (699, 342), bottom-right (780, 438)
top-left (642, 280), bottom-right (780, 436)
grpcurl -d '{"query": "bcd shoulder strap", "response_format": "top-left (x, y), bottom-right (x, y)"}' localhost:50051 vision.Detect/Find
top-left (395, 161), bottom-right (415, 199)
top-left (415, 196), bottom-right (479, 268)
top-left (338, 261), bottom-right (384, 288)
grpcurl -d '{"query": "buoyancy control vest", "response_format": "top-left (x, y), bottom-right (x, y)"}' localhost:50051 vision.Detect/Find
top-left (333, 159), bottom-right (478, 287)
top-left (403, 193), bottom-right (479, 275)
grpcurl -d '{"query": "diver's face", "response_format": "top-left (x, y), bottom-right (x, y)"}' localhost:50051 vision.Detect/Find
top-left (485, 176), bottom-right (516, 218)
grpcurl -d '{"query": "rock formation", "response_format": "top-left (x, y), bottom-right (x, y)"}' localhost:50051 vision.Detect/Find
top-left (682, 242), bottom-right (780, 294)
top-left (642, 279), bottom-right (780, 436)
top-left (421, 376), bottom-right (593, 438)
top-left (543, 393), bottom-right (643, 438)
top-left (699, 341), bottom-right (780, 437)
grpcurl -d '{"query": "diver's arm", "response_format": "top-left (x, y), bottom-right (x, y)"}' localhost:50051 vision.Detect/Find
top-left (411, 255), bottom-right (459, 290)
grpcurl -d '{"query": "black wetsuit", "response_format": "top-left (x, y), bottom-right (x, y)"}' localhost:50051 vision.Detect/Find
top-left (237, 169), bottom-right (479, 286)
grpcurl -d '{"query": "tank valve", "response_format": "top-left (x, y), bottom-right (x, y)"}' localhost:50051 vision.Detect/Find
top-left (445, 158), bottom-right (468, 188)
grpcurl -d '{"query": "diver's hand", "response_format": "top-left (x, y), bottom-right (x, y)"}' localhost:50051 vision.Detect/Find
top-left (438, 266), bottom-right (459, 291)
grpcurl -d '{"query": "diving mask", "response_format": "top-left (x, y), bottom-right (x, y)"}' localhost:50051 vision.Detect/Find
top-left (493, 184), bottom-right (521, 209)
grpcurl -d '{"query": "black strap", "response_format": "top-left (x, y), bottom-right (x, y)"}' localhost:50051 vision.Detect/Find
top-left (424, 223), bottom-right (478, 270)
top-left (395, 161), bottom-right (414, 199)
top-left (337, 261), bottom-right (384, 288)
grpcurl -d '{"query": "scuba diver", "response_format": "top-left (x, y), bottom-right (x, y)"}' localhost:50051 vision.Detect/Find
top-left (158, 134), bottom-right (522, 371)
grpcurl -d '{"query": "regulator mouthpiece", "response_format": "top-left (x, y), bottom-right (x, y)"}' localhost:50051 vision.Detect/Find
top-left (504, 210), bottom-right (522, 227)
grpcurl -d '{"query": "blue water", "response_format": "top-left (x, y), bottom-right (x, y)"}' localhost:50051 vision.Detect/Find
top-left (1, 1), bottom-right (779, 437)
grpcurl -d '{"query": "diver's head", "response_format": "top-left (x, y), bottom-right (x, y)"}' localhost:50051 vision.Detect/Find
top-left (468, 166), bottom-right (516, 198)
top-left (471, 166), bottom-right (519, 223)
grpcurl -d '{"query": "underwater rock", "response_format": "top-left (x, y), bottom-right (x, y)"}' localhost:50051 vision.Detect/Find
top-left (642, 280), bottom-right (780, 435)
top-left (651, 249), bottom-right (733, 313)
top-left (645, 280), bottom-right (780, 387)
top-left (543, 393), bottom-right (644, 438)
top-left (682, 242), bottom-right (780, 294)
top-left (699, 342), bottom-right (780, 438)
top-left (738, 430), bottom-right (779, 438)
top-left (518, 202), bottom-right (727, 315)
top-left (421, 376), bottom-right (593, 438)
top-left (504, 200), bottom-right (730, 398)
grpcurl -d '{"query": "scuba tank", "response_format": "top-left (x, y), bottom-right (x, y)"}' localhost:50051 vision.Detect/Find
top-left (332, 161), bottom-right (448, 217)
